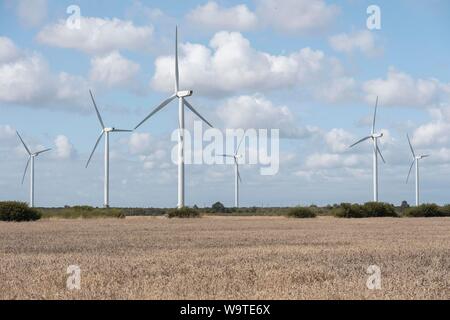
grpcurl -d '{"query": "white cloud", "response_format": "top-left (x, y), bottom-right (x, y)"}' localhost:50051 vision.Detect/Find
top-left (15, 0), bottom-right (47, 27)
top-left (0, 37), bottom-right (88, 111)
top-left (0, 124), bottom-right (15, 141)
top-left (89, 51), bottom-right (140, 88)
top-left (315, 76), bottom-right (359, 103)
top-left (363, 68), bottom-right (450, 107)
top-left (412, 107), bottom-right (450, 147)
top-left (329, 30), bottom-right (381, 56)
top-left (305, 153), bottom-right (360, 169)
top-left (37, 17), bottom-right (154, 55)
top-left (256, 0), bottom-right (339, 34)
top-left (325, 128), bottom-right (354, 153)
top-left (128, 132), bottom-right (153, 155)
top-left (187, 1), bottom-right (258, 31)
top-left (53, 135), bottom-right (76, 159)
top-left (152, 31), bottom-right (342, 96)
top-left (0, 37), bottom-right (21, 63)
top-left (217, 94), bottom-right (319, 138)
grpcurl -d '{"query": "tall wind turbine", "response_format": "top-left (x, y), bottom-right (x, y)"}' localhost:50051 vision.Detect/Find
top-left (86, 89), bottom-right (132, 208)
top-left (16, 131), bottom-right (51, 208)
top-left (349, 96), bottom-right (386, 202)
top-left (406, 134), bottom-right (430, 206)
top-left (219, 135), bottom-right (245, 207)
top-left (134, 26), bottom-right (213, 209)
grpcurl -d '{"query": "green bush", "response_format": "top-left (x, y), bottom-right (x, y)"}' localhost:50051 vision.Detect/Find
top-left (167, 207), bottom-right (201, 218)
top-left (333, 203), bottom-right (366, 218)
top-left (0, 201), bottom-right (41, 222)
top-left (403, 204), bottom-right (444, 217)
top-left (363, 202), bottom-right (397, 217)
top-left (41, 207), bottom-right (125, 219)
top-left (286, 207), bottom-right (316, 218)
top-left (441, 205), bottom-right (450, 216)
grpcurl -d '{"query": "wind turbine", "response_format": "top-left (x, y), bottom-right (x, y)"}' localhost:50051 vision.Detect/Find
top-left (406, 134), bottom-right (430, 206)
top-left (16, 131), bottom-right (51, 208)
top-left (134, 26), bottom-right (213, 209)
top-left (86, 89), bottom-right (132, 208)
top-left (219, 135), bottom-right (245, 208)
top-left (349, 96), bottom-right (386, 202)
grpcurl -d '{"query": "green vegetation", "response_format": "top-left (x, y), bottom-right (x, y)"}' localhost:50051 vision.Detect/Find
top-left (0, 201), bottom-right (41, 222)
top-left (286, 207), bottom-right (316, 218)
top-left (166, 207), bottom-right (201, 218)
top-left (333, 202), bottom-right (397, 218)
top-left (40, 206), bottom-right (125, 219)
top-left (403, 204), bottom-right (450, 217)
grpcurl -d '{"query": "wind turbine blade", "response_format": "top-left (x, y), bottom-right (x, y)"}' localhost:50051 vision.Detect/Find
top-left (235, 133), bottom-right (245, 154)
top-left (236, 163), bottom-right (242, 182)
top-left (175, 26), bottom-right (179, 92)
top-left (21, 157), bottom-right (30, 185)
top-left (184, 99), bottom-right (213, 128)
top-left (111, 129), bottom-right (133, 132)
top-left (16, 131), bottom-right (31, 155)
top-left (376, 145), bottom-right (386, 163)
top-left (134, 94), bottom-right (176, 130)
top-left (406, 134), bottom-right (415, 158)
top-left (372, 96), bottom-right (378, 134)
top-left (89, 90), bottom-right (106, 129)
top-left (349, 136), bottom-right (371, 148)
top-left (35, 148), bottom-right (51, 156)
top-left (406, 159), bottom-right (415, 183)
top-left (85, 131), bottom-right (104, 168)
top-left (217, 154), bottom-right (234, 158)
top-left (421, 154), bottom-right (430, 158)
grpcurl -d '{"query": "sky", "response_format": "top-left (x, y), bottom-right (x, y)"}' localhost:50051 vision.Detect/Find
top-left (0, 0), bottom-right (449, 208)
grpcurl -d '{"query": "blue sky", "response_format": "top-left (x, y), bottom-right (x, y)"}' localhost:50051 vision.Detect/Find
top-left (1, 0), bottom-right (449, 207)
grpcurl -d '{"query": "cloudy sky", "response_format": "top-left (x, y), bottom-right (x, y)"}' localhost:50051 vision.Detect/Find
top-left (1, 0), bottom-right (449, 207)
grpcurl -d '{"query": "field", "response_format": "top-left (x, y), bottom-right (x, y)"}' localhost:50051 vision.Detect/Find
top-left (0, 216), bottom-right (448, 299)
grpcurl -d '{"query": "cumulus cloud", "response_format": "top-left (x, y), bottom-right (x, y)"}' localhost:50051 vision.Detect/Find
top-left (14, 0), bottom-right (47, 27)
top-left (256, 0), bottom-right (339, 34)
top-left (0, 124), bottom-right (15, 142)
top-left (152, 31), bottom-right (343, 96)
top-left (128, 132), bottom-right (153, 155)
top-left (186, 1), bottom-right (258, 31)
top-left (0, 37), bottom-right (88, 111)
top-left (363, 68), bottom-right (450, 107)
top-left (315, 76), bottom-right (359, 103)
top-left (305, 153), bottom-right (360, 169)
top-left (325, 128), bottom-right (355, 153)
top-left (37, 17), bottom-right (154, 55)
top-left (412, 107), bottom-right (450, 147)
top-left (53, 135), bottom-right (76, 159)
top-left (217, 94), bottom-right (319, 139)
top-left (0, 37), bottom-right (21, 63)
top-left (329, 30), bottom-right (382, 56)
top-left (89, 51), bottom-right (140, 88)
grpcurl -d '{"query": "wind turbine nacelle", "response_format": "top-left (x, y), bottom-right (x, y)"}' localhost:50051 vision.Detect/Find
top-left (372, 133), bottom-right (383, 138)
top-left (177, 90), bottom-right (193, 97)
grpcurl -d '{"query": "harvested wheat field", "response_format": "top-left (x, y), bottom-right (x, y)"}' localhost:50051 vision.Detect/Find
top-left (0, 216), bottom-right (448, 300)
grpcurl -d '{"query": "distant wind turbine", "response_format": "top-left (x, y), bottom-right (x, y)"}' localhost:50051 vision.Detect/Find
top-left (16, 131), bottom-right (51, 208)
top-left (349, 96), bottom-right (386, 202)
top-left (218, 135), bottom-right (245, 208)
top-left (406, 134), bottom-right (430, 206)
top-left (134, 26), bottom-right (213, 209)
top-left (86, 89), bottom-right (132, 208)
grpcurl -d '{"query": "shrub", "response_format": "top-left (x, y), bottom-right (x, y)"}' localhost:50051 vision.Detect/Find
top-left (0, 201), bottom-right (41, 222)
top-left (333, 203), bottom-right (366, 218)
top-left (287, 207), bottom-right (316, 218)
top-left (40, 207), bottom-right (125, 219)
top-left (211, 201), bottom-right (227, 213)
top-left (441, 205), bottom-right (450, 216)
top-left (167, 207), bottom-right (201, 218)
top-left (403, 204), bottom-right (444, 217)
top-left (363, 202), bottom-right (397, 217)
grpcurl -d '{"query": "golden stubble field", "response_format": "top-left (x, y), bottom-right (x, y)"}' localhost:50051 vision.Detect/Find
top-left (0, 216), bottom-right (448, 299)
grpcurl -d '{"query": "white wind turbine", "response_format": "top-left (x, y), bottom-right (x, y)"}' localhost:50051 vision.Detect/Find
top-left (349, 96), bottom-right (386, 202)
top-left (16, 131), bottom-right (51, 208)
top-left (134, 26), bottom-right (213, 209)
top-left (406, 134), bottom-right (430, 206)
top-left (86, 89), bottom-right (132, 208)
top-left (219, 135), bottom-right (245, 208)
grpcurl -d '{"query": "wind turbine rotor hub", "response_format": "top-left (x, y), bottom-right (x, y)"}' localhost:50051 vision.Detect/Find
top-left (372, 132), bottom-right (383, 138)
